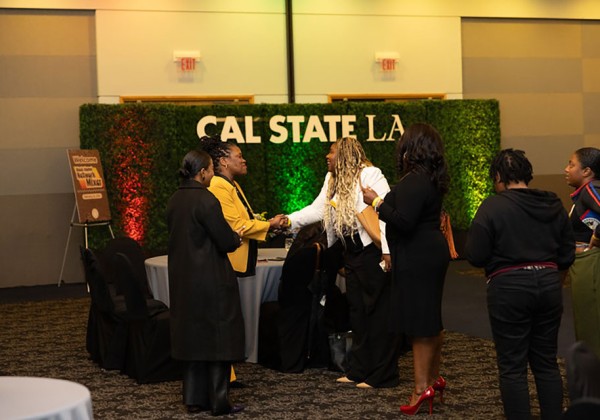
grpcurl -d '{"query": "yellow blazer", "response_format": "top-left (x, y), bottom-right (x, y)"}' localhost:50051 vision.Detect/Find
top-left (208, 175), bottom-right (269, 273)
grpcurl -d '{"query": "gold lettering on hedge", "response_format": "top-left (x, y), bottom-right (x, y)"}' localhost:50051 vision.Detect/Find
top-left (244, 116), bottom-right (261, 143)
top-left (366, 114), bottom-right (404, 141)
top-left (303, 115), bottom-right (328, 143)
top-left (341, 115), bottom-right (356, 138)
top-left (287, 116), bottom-right (305, 143)
top-left (269, 115), bottom-right (287, 144)
top-left (365, 115), bottom-right (386, 141)
top-left (196, 115), bottom-right (217, 138)
top-left (196, 114), bottom-right (396, 143)
top-left (388, 115), bottom-right (405, 139)
top-left (221, 116), bottom-right (244, 142)
top-left (323, 115), bottom-right (341, 141)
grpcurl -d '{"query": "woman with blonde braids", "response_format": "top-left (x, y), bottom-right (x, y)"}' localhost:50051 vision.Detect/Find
top-left (287, 137), bottom-right (401, 388)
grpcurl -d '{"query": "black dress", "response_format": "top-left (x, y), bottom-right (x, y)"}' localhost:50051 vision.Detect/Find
top-left (377, 172), bottom-right (450, 337)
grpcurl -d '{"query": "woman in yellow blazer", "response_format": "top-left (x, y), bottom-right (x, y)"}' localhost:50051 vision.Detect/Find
top-left (199, 135), bottom-right (286, 276)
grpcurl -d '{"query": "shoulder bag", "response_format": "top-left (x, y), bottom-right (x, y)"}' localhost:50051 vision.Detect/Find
top-left (356, 172), bottom-right (382, 249)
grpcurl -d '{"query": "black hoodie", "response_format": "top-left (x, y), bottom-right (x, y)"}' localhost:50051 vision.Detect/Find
top-left (466, 188), bottom-right (575, 277)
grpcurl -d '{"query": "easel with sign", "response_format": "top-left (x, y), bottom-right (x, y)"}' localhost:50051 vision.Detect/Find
top-left (58, 206), bottom-right (115, 286)
top-left (58, 149), bottom-right (114, 286)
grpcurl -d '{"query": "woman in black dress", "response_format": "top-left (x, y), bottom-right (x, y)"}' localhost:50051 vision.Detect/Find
top-left (167, 150), bottom-right (245, 416)
top-left (363, 123), bottom-right (450, 415)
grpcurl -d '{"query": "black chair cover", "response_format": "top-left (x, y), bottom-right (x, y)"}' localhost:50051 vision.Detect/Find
top-left (81, 247), bottom-right (128, 371)
top-left (275, 223), bottom-right (341, 373)
top-left (103, 237), bottom-right (154, 298)
top-left (112, 252), bottom-right (182, 383)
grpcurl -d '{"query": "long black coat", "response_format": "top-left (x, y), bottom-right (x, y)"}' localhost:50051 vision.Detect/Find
top-left (167, 179), bottom-right (245, 361)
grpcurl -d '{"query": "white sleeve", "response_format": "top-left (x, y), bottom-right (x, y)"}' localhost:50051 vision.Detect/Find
top-left (288, 173), bottom-right (330, 229)
top-left (358, 167), bottom-right (391, 254)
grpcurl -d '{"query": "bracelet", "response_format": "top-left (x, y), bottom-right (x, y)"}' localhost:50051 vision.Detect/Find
top-left (373, 197), bottom-right (383, 210)
top-left (372, 196), bottom-right (382, 209)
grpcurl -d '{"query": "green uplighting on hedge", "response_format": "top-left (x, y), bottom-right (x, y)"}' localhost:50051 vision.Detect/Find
top-left (80, 100), bottom-right (500, 252)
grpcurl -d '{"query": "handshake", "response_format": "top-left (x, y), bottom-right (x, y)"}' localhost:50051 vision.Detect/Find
top-left (267, 214), bottom-right (290, 232)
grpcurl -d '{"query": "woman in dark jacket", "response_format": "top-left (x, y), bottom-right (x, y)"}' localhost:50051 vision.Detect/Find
top-left (363, 123), bottom-right (450, 415)
top-left (565, 147), bottom-right (600, 359)
top-left (466, 149), bottom-right (575, 419)
top-left (167, 150), bottom-right (245, 416)
top-left (565, 147), bottom-right (600, 248)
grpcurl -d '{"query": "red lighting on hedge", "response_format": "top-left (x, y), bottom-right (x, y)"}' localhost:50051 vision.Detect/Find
top-left (109, 113), bottom-right (153, 245)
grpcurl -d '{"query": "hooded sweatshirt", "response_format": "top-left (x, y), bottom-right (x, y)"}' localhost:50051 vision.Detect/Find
top-left (466, 188), bottom-right (575, 277)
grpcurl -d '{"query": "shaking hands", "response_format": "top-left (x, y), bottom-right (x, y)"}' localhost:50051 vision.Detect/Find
top-left (268, 214), bottom-right (289, 232)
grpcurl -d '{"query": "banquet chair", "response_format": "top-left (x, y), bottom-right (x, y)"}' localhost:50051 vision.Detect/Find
top-left (103, 236), bottom-right (154, 299)
top-left (80, 247), bottom-right (129, 371)
top-left (112, 252), bottom-right (182, 384)
top-left (275, 223), bottom-right (331, 373)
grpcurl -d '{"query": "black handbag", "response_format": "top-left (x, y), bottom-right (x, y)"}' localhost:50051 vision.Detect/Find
top-left (328, 331), bottom-right (352, 373)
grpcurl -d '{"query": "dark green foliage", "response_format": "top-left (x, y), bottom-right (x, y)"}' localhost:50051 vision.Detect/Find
top-left (79, 100), bottom-right (500, 251)
top-left (426, 100), bottom-right (501, 229)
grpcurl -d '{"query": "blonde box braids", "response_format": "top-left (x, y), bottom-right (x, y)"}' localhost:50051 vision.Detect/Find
top-left (325, 137), bottom-right (372, 242)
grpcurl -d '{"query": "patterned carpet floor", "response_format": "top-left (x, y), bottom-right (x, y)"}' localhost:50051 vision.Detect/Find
top-left (0, 297), bottom-right (569, 419)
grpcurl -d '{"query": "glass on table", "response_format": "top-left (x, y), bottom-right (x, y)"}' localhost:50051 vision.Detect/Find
top-left (284, 237), bottom-right (293, 251)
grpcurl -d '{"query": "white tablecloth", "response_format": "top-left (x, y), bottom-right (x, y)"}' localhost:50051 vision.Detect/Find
top-left (0, 376), bottom-right (93, 420)
top-left (145, 248), bottom-right (287, 363)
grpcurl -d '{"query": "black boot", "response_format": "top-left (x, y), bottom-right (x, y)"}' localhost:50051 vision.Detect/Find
top-left (208, 361), bottom-right (242, 416)
top-left (183, 361), bottom-right (209, 412)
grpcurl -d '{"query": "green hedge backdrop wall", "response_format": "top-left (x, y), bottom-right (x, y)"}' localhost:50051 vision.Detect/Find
top-left (80, 100), bottom-right (500, 251)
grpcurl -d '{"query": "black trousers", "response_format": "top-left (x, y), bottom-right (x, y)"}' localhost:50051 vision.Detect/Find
top-left (487, 268), bottom-right (563, 420)
top-left (343, 242), bottom-right (400, 388)
top-left (183, 361), bottom-right (232, 415)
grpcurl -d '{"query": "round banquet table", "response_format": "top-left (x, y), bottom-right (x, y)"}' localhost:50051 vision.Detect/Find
top-left (145, 248), bottom-right (287, 363)
top-left (0, 376), bottom-right (93, 420)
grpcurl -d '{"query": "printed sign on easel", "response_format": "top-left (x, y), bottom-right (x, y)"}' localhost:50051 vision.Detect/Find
top-left (67, 149), bottom-right (111, 223)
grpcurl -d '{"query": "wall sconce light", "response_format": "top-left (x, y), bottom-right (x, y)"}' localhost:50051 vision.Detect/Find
top-left (375, 52), bottom-right (399, 72)
top-left (173, 50), bottom-right (201, 72)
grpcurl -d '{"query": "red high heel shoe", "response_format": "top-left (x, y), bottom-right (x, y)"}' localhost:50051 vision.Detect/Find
top-left (432, 376), bottom-right (446, 403)
top-left (400, 386), bottom-right (435, 416)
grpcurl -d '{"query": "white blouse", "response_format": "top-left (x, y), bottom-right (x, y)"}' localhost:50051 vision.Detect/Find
top-left (288, 165), bottom-right (390, 254)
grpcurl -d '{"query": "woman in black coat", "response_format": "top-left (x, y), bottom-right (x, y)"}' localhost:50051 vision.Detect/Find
top-left (167, 150), bottom-right (245, 416)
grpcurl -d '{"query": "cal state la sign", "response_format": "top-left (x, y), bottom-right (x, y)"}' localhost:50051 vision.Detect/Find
top-left (196, 114), bottom-right (405, 144)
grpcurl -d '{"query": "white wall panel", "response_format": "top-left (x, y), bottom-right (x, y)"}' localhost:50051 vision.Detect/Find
top-left (0, 0), bottom-right (283, 13)
top-left (96, 10), bottom-right (288, 99)
top-left (293, 15), bottom-right (462, 98)
top-left (3, 0), bottom-right (600, 19)
top-left (294, 0), bottom-right (600, 20)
